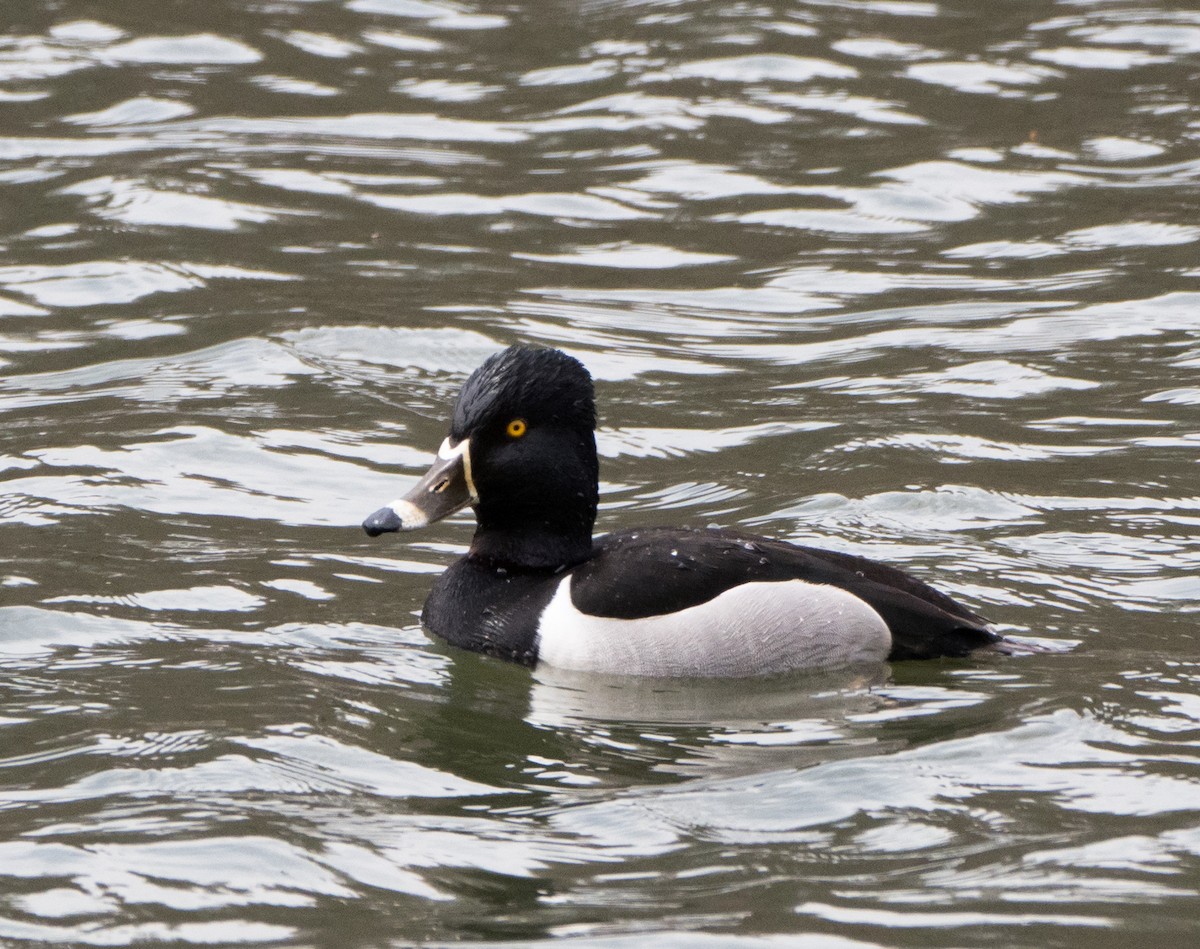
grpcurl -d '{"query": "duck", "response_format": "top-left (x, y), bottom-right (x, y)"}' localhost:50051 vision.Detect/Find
top-left (362, 344), bottom-right (1004, 677)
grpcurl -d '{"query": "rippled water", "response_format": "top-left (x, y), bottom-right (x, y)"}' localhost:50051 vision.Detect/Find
top-left (2, 0), bottom-right (1199, 944)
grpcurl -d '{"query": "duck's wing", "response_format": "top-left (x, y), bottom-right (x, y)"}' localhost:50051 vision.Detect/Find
top-left (573, 527), bottom-right (1000, 661)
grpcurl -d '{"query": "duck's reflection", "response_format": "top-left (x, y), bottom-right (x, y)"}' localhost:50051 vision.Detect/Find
top-left (524, 661), bottom-right (898, 779)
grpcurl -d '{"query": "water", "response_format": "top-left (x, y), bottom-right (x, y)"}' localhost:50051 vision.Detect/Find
top-left (2, 0), bottom-right (1199, 944)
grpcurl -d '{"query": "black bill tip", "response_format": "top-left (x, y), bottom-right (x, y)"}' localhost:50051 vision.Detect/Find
top-left (362, 506), bottom-right (402, 537)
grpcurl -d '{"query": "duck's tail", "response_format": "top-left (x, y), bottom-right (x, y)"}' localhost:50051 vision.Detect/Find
top-left (977, 633), bottom-right (1077, 656)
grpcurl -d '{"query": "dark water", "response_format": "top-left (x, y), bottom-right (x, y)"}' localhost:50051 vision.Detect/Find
top-left (2, 0), bottom-right (1200, 945)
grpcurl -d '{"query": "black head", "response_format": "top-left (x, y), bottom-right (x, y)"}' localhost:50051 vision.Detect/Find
top-left (451, 345), bottom-right (596, 441)
top-left (363, 345), bottom-right (600, 570)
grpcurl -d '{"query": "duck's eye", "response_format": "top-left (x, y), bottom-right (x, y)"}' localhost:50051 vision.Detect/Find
top-left (505, 418), bottom-right (527, 439)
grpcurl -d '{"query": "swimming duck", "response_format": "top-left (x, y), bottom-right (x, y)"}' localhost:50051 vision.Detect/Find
top-left (363, 345), bottom-right (1002, 676)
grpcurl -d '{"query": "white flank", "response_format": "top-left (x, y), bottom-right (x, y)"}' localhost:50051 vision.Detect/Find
top-left (535, 577), bottom-right (891, 677)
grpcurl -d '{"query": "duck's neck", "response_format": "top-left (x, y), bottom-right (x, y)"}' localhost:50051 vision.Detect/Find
top-left (468, 520), bottom-right (594, 571)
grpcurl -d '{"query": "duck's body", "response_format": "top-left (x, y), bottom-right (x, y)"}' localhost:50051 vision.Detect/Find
top-left (364, 346), bottom-right (1003, 677)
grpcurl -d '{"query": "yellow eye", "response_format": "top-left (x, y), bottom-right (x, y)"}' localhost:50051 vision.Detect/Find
top-left (506, 418), bottom-right (527, 439)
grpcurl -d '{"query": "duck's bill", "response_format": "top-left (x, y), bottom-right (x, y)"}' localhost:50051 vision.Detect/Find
top-left (362, 437), bottom-right (476, 537)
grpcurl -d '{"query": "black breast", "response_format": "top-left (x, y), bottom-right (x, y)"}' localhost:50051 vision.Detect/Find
top-left (422, 558), bottom-right (559, 666)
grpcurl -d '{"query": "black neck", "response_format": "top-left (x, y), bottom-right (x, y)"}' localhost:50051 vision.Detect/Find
top-left (468, 521), bottom-right (594, 571)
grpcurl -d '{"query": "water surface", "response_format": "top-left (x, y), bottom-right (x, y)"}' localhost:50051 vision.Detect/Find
top-left (2, 1), bottom-right (1200, 945)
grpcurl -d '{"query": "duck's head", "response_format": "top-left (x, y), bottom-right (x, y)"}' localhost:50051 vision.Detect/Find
top-left (363, 345), bottom-right (599, 568)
